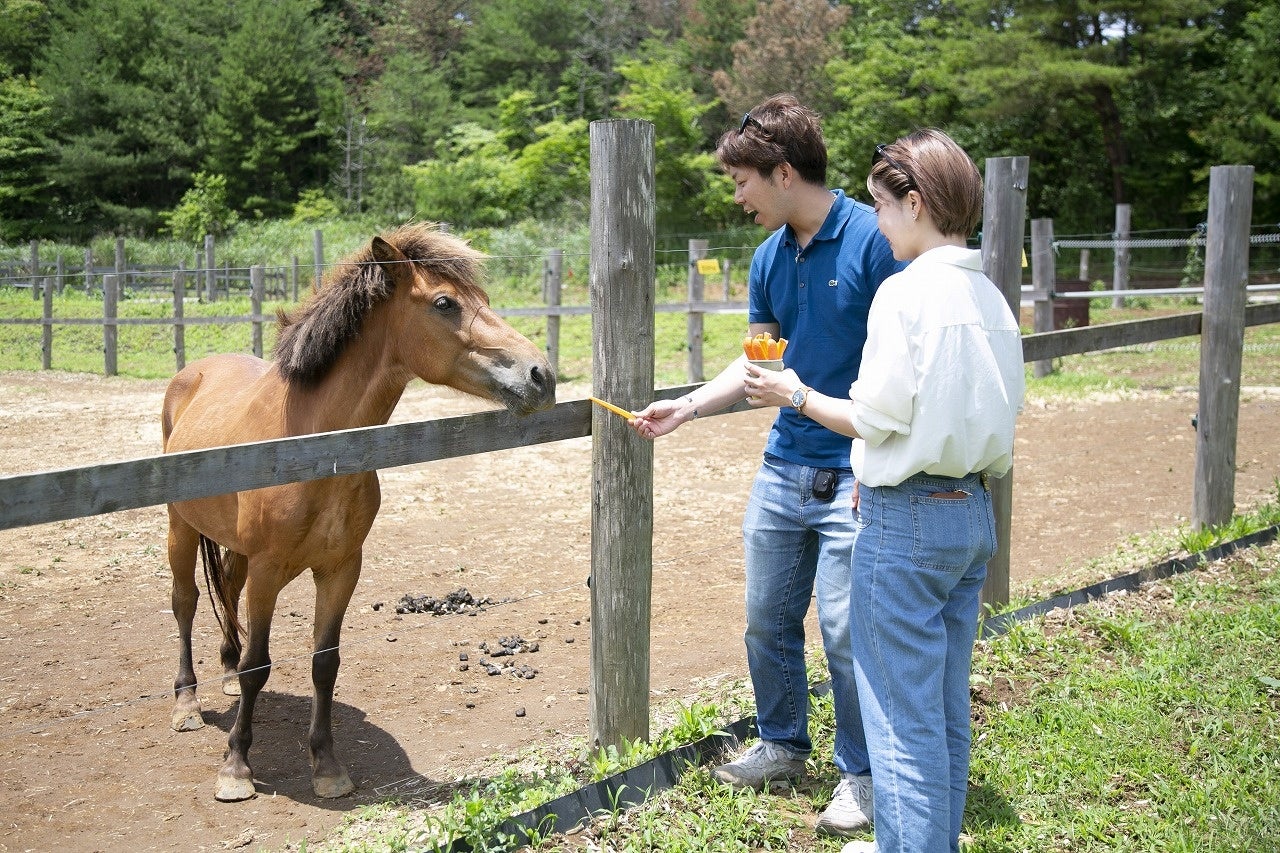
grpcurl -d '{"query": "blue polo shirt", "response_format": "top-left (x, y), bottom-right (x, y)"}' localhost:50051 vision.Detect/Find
top-left (749, 189), bottom-right (905, 468)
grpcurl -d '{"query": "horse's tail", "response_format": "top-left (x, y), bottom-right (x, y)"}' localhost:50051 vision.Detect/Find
top-left (198, 534), bottom-right (244, 657)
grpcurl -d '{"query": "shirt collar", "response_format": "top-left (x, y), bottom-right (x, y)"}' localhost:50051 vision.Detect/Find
top-left (784, 189), bottom-right (850, 250)
top-left (915, 243), bottom-right (983, 270)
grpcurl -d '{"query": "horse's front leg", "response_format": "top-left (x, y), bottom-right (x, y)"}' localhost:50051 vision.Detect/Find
top-left (308, 552), bottom-right (361, 798)
top-left (167, 510), bottom-right (204, 732)
top-left (215, 571), bottom-right (281, 802)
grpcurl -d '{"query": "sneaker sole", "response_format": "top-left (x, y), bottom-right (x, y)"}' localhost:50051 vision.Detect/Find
top-left (815, 816), bottom-right (871, 837)
top-left (711, 769), bottom-right (803, 789)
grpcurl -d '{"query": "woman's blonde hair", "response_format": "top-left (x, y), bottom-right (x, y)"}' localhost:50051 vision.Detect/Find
top-left (867, 128), bottom-right (983, 237)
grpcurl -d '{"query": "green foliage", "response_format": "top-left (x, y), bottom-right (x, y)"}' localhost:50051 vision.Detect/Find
top-left (201, 0), bottom-right (345, 218)
top-left (160, 172), bottom-right (238, 244)
top-left (290, 188), bottom-right (342, 224)
top-left (2, 0), bottom-right (1278, 242)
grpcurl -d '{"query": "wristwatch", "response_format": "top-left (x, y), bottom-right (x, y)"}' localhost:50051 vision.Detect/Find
top-left (790, 386), bottom-right (810, 415)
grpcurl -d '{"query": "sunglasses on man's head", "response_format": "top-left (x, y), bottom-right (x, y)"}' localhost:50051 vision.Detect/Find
top-left (872, 143), bottom-right (917, 190)
top-left (739, 113), bottom-right (764, 135)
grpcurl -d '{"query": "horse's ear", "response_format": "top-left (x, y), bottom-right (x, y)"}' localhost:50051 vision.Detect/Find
top-left (370, 236), bottom-right (412, 289)
top-left (370, 235), bottom-right (406, 265)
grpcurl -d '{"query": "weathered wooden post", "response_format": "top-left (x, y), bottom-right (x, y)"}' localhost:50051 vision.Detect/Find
top-left (722, 259), bottom-right (732, 301)
top-left (103, 274), bottom-right (118, 377)
top-left (1078, 248), bottom-right (1090, 283)
top-left (292, 255), bottom-right (300, 301)
top-left (589, 118), bottom-right (655, 750)
top-left (1193, 165), bottom-right (1254, 529)
top-left (1030, 218), bottom-right (1055, 378)
top-left (250, 264), bottom-right (265, 358)
top-left (55, 253), bottom-right (65, 295)
top-left (41, 278), bottom-right (52, 370)
top-left (543, 248), bottom-right (563, 374)
top-left (174, 262), bottom-right (186, 371)
top-left (28, 240), bottom-right (39, 300)
top-left (980, 155), bottom-right (1029, 611)
top-left (1111, 203), bottom-right (1131, 308)
top-left (83, 248), bottom-right (93, 295)
top-left (313, 229), bottom-right (325, 292)
top-left (687, 238), bottom-right (708, 383)
top-left (114, 237), bottom-right (126, 297)
top-left (204, 234), bottom-right (216, 303)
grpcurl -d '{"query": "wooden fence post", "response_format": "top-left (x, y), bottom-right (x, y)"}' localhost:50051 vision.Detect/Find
top-left (687, 238), bottom-right (707, 383)
top-left (1112, 203), bottom-right (1131, 308)
top-left (251, 265), bottom-right (264, 358)
top-left (103, 274), bottom-right (118, 376)
top-left (174, 262), bottom-right (186, 371)
top-left (722, 259), bottom-right (732, 301)
top-left (1193, 165), bottom-right (1254, 529)
top-left (55, 253), bottom-right (65, 295)
top-left (1078, 248), bottom-right (1090, 283)
top-left (543, 248), bottom-right (562, 374)
top-left (1031, 218), bottom-right (1056, 378)
top-left (589, 118), bottom-right (655, 751)
top-left (41, 278), bottom-right (52, 369)
top-left (204, 234), bottom-right (216, 303)
top-left (313, 229), bottom-right (324, 292)
top-left (292, 255), bottom-right (300, 301)
top-left (114, 237), bottom-right (125, 297)
top-left (29, 240), bottom-right (39, 301)
top-left (980, 155), bottom-right (1029, 611)
top-left (83, 248), bottom-right (93, 295)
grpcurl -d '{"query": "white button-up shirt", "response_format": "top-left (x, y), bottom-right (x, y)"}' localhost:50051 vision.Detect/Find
top-left (849, 245), bottom-right (1025, 487)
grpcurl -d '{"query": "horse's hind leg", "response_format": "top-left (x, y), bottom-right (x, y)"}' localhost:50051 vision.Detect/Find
top-left (307, 554), bottom-right (361, 798)
top-left (219, 551), bottom-right (248, 696)
top-left (167, 509), bottom-right (204, 732)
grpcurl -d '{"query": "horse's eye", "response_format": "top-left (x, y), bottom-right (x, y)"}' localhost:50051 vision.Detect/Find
top-left (432, 295), bottom-right (457, 312)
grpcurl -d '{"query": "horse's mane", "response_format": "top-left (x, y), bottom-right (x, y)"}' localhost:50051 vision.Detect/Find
top-left (273, 223), bottom-right (486, 388)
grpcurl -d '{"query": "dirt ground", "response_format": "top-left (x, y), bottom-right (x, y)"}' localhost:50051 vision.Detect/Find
top-left (0, 370), bottom-right (1278, 853)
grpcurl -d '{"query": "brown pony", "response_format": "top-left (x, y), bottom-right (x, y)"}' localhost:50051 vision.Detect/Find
top-left (161, 224), bottom-right (555, 801)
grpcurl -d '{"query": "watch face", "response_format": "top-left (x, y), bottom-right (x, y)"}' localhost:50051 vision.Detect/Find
top-left (791, 389), bottom-right (805, 408)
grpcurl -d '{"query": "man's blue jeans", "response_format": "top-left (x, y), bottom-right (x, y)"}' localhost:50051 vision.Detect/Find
top-left (852, 472), bottom-right (995, 852)
top-left (741, 454), bottom-right (870, 776)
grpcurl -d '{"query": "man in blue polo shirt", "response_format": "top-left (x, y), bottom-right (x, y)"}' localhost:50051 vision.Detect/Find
top-left (631, 94), bottom-right (904, 837)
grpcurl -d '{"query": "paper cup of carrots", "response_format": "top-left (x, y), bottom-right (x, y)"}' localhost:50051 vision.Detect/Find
top-left (744, 332), bottom-right (787, 370)
top-left (744, 333), bottom-right (787, 397)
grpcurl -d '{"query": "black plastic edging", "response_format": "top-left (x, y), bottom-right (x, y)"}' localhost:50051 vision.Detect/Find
top-left (445, 525), bottom-right (1278, 851)
top-left (980, 524), bottom-right (1279, 639)
top-left (444, 717), bottom-right (756, 852)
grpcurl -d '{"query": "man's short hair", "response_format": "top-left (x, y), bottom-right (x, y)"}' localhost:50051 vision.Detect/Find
top-left (715, 94), bottom-right (828, 185)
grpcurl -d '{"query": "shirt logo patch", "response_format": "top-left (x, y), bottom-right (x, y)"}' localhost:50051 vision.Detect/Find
top-left (828, 279), bottom-right (838, 287)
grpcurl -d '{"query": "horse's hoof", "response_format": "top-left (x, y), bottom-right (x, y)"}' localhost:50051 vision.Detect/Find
top-left (214, 772), bottom-right (257, 802)
top-left (312, 771), bottom-right (354, 799)
top-left (171, 708), bottom-right (204, 732)
top-left (222, 675), bottom-right (241, 696)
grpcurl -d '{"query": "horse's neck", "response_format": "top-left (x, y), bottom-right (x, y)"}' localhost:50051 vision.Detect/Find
top-left (285, 327), bottom-right (412, 433)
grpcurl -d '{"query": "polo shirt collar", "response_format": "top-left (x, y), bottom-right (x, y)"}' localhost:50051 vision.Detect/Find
top-left (784, 189), bottom-right (850, 250)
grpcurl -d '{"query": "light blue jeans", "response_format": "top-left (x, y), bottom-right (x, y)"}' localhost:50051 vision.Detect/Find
top-left (741, 454), bottom-right (870, 776)
top-left (851, 472), bottom-right (995, 853)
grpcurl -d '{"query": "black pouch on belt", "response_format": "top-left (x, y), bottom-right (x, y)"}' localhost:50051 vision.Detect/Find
top-left (812, 468), bottom-right (838, 502)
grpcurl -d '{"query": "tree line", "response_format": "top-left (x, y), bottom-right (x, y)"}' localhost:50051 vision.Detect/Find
top-left (1, 0), bottom-right (1276, 245)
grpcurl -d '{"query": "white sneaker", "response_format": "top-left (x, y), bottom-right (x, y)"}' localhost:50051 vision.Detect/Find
top-left (711, 740), bottom-right (805, 788)
top-left (840, 841), bottom-right (876, 853)
top-left (816, 773), bottom-right (874, 836)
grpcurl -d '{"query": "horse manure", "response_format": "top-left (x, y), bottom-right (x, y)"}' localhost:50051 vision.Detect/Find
top-left (394, 587), bottom-right (501, 615)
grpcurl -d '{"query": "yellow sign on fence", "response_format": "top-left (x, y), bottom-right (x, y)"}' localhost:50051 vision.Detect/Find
top-left (695, 258), bottom-right (721, 276)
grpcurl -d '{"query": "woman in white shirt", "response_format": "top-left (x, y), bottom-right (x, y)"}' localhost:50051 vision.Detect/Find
top-left (745, 128), bottom-right (1025, 853)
